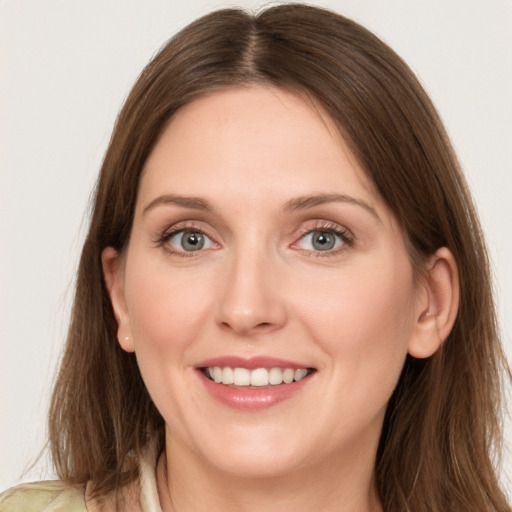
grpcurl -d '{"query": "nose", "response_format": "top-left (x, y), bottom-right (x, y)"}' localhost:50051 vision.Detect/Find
top-left (215, 249), bottom-right (287, 336)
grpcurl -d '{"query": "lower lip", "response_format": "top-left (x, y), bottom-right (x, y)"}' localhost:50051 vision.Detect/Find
top-left (198, 371), bottom-right (311, 410)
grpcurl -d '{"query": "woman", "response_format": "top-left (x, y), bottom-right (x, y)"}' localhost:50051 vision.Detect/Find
top-left (1, 4), bottom-right (509, 511)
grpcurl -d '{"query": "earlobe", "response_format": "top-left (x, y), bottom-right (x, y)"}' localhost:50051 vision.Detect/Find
top-left (408, 247), bottom-right (460, 359)
top-left (101, 247), bottom-right (135, 352)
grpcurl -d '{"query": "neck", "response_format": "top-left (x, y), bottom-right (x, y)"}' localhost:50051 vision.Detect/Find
top-left (157, 436), bottom-right (382, 512)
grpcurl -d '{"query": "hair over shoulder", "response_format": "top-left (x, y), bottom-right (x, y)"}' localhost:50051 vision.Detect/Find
top-left (48, 4), bottom-right (510, 510)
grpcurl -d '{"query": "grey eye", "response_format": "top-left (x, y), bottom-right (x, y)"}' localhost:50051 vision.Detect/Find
top-left (312, 231), bottom-right (335, 250)
top-left (170, 231), bottom-right (212, 252)
top-left (300, 230), bottom-right (343, 251)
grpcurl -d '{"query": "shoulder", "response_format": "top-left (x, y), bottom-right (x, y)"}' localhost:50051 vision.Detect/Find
top-left (0, 481), bottom-right (86, 512)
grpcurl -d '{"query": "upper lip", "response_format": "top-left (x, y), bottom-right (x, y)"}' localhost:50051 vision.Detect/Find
top-left (196, 356), bottom-right (313, 370)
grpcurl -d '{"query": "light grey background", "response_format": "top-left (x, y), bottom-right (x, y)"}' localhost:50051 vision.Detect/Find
top-left (1, 0), bottom-right (511, 495)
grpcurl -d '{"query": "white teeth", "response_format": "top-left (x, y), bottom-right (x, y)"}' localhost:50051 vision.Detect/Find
top-left (250, 368), bottom-right (269, 387)
top-left (221, 366), bottom-right (234, 385)
top-left (213, 367), bottom-right (223, 384)
top-left (206, 366), bottom-right (311, 386)
top-left (233, 367), bottom-right (251, 386)
top-left (282, 368), bottom-right (294, 384)
top-left (294, 368), bottom-right (308, 381)
top-left (268, 367), bottom-right (283, 385)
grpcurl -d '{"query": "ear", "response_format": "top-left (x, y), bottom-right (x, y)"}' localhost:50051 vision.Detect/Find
top-left (408, 247), bottom-right (460, 359)
top-left (101, 247), bottom-right (135, 352)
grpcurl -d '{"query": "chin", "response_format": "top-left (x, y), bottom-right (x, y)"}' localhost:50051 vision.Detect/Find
top-left (183, 424), bottom-right (313, 479)
top-left (208, 448), bottom-right (306, 480)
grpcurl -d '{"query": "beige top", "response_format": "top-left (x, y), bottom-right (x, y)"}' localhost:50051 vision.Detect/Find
top-left (0, 443), bottom-right (163, 512)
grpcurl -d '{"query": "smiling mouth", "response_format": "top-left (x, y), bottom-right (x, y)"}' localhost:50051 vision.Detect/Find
top-left (201, 367), bottom-right (315, 387)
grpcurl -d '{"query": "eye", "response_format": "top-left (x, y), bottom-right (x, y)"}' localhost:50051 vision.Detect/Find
top-left (295, 227), bottom-right (351, 253)
top-left (168, 230), bottom-right (215, 252)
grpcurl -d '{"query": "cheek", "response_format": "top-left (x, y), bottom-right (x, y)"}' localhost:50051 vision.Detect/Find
top-left (123, 257), bottom-right (214, 359)
top-left (121, 257), bottom-right (217, 429)
top-left (296, 256), bottom-right (416, 386)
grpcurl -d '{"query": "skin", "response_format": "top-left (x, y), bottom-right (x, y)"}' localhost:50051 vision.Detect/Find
top-left (103, 86), bottom-right (458, 512)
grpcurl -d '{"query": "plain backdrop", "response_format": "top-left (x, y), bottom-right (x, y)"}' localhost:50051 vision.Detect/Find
top-left (1, 0), bottom-right (511, 495)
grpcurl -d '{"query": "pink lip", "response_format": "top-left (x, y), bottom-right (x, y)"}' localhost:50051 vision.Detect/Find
top-left (196, 355), bottom-right (310, 370)
top-left (195, 356), bottom-right (315, 411)
top-left (198, 373), bottom-right (311, 410)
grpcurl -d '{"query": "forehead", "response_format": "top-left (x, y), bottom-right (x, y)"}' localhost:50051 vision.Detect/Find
top-left (138, 86), bottom-right (380, 211)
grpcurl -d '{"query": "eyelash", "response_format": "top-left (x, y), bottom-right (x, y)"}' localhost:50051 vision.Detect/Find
top-left (156, 222), bottom-right (217, 258)
top-left (155, 220), bottom-right (354, 258)
top-left (293, 220), bottom-right (354, 256)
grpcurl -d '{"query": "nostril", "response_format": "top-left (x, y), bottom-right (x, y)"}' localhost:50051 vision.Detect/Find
top-left (216, 297), bottom-right (287, 334)
top-left (218, 320), bottom-right (276, 335)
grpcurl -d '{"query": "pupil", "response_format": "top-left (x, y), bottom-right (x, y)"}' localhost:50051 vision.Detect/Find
top-left (183, 232), bottom-right (204, 251)
top-left (312, 231), bottom-right (335, 251)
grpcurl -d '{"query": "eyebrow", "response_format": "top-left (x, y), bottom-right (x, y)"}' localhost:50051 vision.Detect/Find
top-left (143, 194), bottom-right (216, 215)
top-left (283, 193), bottom-right (380, 221)
top-left (143, 192), bottom-right (380, 222)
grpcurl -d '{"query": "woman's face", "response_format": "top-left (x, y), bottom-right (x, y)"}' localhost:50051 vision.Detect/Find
top-left (108, 87), bottom-right (425, 479)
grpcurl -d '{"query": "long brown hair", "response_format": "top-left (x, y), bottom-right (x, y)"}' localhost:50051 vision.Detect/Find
top-left (48, 4), bottom-right (510, 510)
